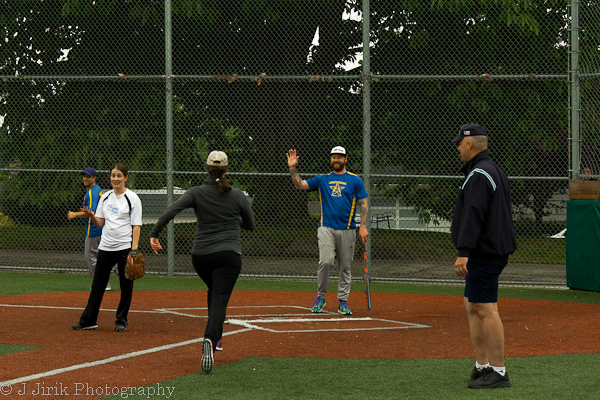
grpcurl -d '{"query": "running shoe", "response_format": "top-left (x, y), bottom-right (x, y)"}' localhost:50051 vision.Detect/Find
top-left (71, 322), bottom-right (98, 330)
top-left (201, 338), bottom-right (214, 373)
top-left (471, 366), bottom-right (485, 380)
top-left (468, 367), bottom-right (511, 389)
top-left (337, 300), bottom-right (352, 315)
top-left (311, 297), bottom-right (326, 313)
top-left (216, 340), bottom-right (223, 351)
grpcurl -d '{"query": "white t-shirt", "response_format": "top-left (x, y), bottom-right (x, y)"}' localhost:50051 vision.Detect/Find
top-left (96, 188), bottom-right (143, 251)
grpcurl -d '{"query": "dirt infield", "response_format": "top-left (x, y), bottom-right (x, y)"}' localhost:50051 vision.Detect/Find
top-left (1, 290), bottom-right (599, 399)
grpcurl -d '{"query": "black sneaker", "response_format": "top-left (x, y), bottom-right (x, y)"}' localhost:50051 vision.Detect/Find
top-left (470, 367), bottom-right (485, 380)
top-left (201, 338), bottom-right (214, 373)
top-left (71, 322), bottom-right (98, 330)
top-left (468, 367), bottom-right (511, 389)
top-left (114, 324), bottom-right (126, 332)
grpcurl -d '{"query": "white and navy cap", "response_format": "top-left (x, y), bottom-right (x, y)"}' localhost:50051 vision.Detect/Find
top-left (451, 123), bottom-right (487, 143)
top-left (206, 151), bottom-right (228, 167)
top-left (330, 146), bottom-right (347, 155)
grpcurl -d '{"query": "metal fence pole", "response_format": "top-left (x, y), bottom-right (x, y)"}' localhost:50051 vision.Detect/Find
top-left (165, 0), bottom-right (175, 276)
top-left (570, 0), bottom-right (581, 180)
top-left (362, 0), bottom-right (372, 274)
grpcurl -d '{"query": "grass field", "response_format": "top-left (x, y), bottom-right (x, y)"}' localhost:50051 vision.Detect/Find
top-left (1, 271), bottom-right (598, 399)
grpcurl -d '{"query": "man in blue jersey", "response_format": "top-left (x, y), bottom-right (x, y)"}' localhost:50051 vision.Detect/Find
top-left (287, 146), bottom-right (369, 315)
top-left (68, 167), bottom-right (111, 291)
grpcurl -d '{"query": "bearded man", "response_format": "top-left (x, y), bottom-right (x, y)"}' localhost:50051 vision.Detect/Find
top-left (287, 146), bottom-right (369, 315)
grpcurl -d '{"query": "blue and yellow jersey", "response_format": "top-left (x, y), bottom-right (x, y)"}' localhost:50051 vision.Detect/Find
top-left (83, 184), bottom-right (103, 238)
top-left (306, 171), bottom-right (368, 230)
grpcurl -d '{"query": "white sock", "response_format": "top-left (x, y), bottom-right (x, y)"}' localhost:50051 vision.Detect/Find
top-left (475, 361), bottom-right (489, 371)
top-left (491, 366), bottom-right (506, 376)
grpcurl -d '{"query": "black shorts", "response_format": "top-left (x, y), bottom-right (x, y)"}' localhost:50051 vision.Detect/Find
top-left (464, 262), bottom-right (505, 303)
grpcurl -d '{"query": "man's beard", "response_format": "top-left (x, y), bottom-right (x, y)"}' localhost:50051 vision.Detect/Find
top-left (331, 161), bottom-right (345, 171)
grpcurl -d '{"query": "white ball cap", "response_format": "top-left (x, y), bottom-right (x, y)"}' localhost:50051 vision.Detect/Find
top-left (206, 151), bottom-right (228, 166)
top-left (330, 146), bottom-right (346, 155)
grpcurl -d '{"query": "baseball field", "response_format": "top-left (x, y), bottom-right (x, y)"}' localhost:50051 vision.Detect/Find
top-left (1, 271), bottom-right (599, 399)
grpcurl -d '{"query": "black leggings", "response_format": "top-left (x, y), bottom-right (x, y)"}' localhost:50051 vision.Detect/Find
top-left (79, 248), bottom-right (133, 327)
top-left (192, 251), bottom-right (242, 348)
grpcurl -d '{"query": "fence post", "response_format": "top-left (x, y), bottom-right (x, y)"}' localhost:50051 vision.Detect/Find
top-left (165, 0), bottom-right (175, 276)
top-left (362, 0), bottom-right (372, 274)
top-left (569, 0), bottom-right (581, 180)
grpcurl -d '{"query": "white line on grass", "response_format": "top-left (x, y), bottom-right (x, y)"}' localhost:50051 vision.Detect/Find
top-left (0, 328), bottom-right (251, 387)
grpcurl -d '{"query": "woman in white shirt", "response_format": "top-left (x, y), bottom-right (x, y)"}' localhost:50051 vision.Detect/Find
top-left (72, 163), bottom-right (143, 332)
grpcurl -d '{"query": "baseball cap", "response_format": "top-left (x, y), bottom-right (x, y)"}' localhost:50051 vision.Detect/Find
top-left (451, 123), bottom-right (487, 143)
top-left (82, 167), bottom-right (97, 177)
top-left (330, 146), bottom-right (347, 155)
top-left (206, 151), bottom-right (228, 167)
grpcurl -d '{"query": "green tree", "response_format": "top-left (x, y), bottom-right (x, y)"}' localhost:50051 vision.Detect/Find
top-left (365, 0), bottom-right (571, 229)
top-left (0, 0), bottom-right (364, 227)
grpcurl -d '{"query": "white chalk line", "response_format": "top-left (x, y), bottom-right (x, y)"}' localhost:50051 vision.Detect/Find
top-left (0, 328), bottom-right (251, 387)
top-left (226, 316), bottom-right (430, 333)
top-left (229, 317), bottom-right (375, 323)
top-left (0, 303), bottom-right (430, 385)
top-left (0, 303), bottom-right (170, 314)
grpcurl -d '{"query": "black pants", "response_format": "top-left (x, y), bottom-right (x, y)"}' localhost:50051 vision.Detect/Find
top-left (79, 248), bottom-right (134, 327)
top-left (192, 251), bottom-right (242, 348)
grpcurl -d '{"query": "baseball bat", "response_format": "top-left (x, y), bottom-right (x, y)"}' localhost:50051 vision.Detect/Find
top-left (364, 245), bottom-right (372, 311)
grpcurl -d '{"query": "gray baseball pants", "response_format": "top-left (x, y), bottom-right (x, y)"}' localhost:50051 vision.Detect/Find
top-left (85, 236), bottom-right (116, 278)
top-left (317, 226), bottom-right (356, 302)
top-left (84, 236), bottom-right (101, 277)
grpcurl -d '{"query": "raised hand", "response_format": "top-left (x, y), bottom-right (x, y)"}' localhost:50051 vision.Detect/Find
top-left (287, 149), bottom-right (299, 169)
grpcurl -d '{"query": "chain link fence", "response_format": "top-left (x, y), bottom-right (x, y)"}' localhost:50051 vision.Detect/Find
top-left (579, 2), bottom-right (600, 180)
top-left (1, 1), bottom-right (597, 286)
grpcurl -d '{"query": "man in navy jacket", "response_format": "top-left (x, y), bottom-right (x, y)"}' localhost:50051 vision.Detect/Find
top-left (451, 123), bottom-right (517, 389)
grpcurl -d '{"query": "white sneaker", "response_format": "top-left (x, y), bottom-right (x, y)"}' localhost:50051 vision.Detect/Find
top-left (106, 283), bottom-right (112, 291)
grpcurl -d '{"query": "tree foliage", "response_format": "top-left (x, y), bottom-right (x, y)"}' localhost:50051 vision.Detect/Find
top-left (366, 0), bottom-right (571, 228)
top-left (0, 0), bottom-right (592, 231)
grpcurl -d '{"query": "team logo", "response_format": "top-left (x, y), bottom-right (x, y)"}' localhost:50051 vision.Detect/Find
top-left (106, 204), bottom-right (119, 215)
top-left (329, 181), bottom-right (347, 197)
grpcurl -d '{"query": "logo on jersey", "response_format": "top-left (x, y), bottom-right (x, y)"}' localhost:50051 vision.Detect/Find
top-left (329, 181), bottom-right (347, 197)
top-left (106, 204), bottom-right (119, 215)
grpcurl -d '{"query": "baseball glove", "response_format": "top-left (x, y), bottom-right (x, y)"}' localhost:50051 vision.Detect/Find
top-left (125, 249), bottom-right (145, 280)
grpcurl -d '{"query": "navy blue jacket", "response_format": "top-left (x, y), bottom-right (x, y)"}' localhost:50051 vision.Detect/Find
top-left (451, 150), bottom-right (517, 264)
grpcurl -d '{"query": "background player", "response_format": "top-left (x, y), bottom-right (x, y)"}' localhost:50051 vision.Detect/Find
top-left (68, 167), bottom-right (112, 291)
top-left (287, 146), bottom-right (369, 315)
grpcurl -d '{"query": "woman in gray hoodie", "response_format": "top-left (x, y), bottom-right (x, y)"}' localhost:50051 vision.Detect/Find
top-left (149, 151), bottom-right (255, 373)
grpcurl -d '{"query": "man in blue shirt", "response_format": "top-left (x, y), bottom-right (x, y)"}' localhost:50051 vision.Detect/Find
top-left (287, 146), bottom-right (369, 315)
top-left (68, 167), bottom-right (111, 290)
